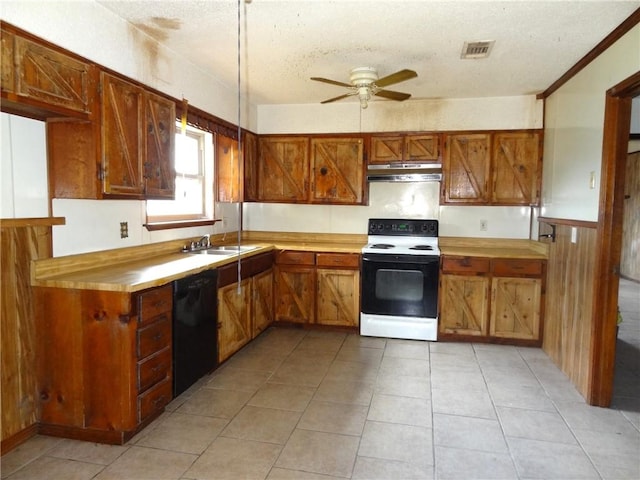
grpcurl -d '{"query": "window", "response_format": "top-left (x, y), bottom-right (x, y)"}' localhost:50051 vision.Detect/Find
top-left (146, 122), bottom-right (214, 224)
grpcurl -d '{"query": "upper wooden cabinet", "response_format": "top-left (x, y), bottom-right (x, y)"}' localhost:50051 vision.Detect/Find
top-left (491, 132), bottom-right (542, 205)
top-left (310, 137), bottom-right (364, 204)
top-left (253, 135), bottom-right (367, 205)
top-left (144, 92), bottom-right (176, 198)
top-left (243, 130), bottom-right (259, 202)
top-left (1, 25), bottom-right (96, 118)
top-left (48, 72), bottom-right (175, 200)
top-left (257, 136), bottom-right (309, 202)
top-left (442, 131), bottom-right (542, 206)
top-left (442, 133), bottom-right (492, 204)
top-left (370, 133), bottom-right (440, 164)
top-left (216, 134), bottom-right (241, 203)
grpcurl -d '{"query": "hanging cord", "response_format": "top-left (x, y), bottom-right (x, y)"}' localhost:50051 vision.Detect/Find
top-left (236, 0), bottom-right (242, 293)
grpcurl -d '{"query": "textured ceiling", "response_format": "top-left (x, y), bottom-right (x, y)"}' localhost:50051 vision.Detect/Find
top-left (96, 0), bottom-right (639, 106)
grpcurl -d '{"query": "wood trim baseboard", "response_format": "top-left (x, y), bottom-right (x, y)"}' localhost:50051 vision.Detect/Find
top-left (1, 424), bottom-right (39, 455)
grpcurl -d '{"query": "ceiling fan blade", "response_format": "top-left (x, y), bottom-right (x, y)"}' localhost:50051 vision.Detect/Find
top-left (320, 93), bottom-right (355, 104)
top-left (374, 69), bottom-right (417, 88)
top-left (310, 77), bottom-right (352, 88)
top-left (374, 89), bottom-right (412, 101)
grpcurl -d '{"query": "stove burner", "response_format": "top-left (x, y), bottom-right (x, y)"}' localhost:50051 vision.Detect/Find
top-left (410, 245), bottom-right (434, 251)
top-left (370, 243), bottom-right (395, 249)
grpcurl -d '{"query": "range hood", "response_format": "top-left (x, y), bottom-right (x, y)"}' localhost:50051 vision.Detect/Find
top-left (366, 163), bottom-right (443, 182)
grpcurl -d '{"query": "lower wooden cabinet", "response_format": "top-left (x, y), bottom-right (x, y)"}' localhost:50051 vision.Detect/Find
top-left (217, 252), bottom-right (274, 363)
top-left (36, 284), bottom-right (173, 444)
top-left (275, 250), bottom-right (360, 328)
top-left (490, 277), bottom-right (541, 340)
top-left (218, 277), bottom-right (252, 362)
top-left (440, 255), bottom-right (544, 345)
top-left (440, 274), bottom-right (489, 336)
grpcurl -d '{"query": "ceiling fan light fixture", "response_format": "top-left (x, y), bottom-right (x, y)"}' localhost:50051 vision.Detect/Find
top-left (358, 86), bottom-right (371, 109)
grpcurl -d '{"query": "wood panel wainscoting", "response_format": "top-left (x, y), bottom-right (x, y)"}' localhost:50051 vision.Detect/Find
top-left (0, 217), bottom-right (65, 454)
top-left (538, 218), bottom-right (597, 401)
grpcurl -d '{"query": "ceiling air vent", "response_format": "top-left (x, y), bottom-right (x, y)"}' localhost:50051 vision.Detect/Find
top-left (461, 40), bottom-right (495, 59)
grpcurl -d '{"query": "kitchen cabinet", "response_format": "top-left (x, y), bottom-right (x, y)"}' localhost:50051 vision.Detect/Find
top-left (251, 268), bottom-right (274, 338)
top-left (275, 250), bottom-right (360, 328)
top-left (217, 276), bottom-right (252, 362)
top-left (369, 133), bottom-right (440, 163)
top-left (1, 25), bottom-right (96, 117)
top-left (47, 72), bottom-right (175, 199)
top-left (441, 131), bottom-right (542, 205)
top-left (216, 134), bottom-right (241, 202)
top-left (36, 284), bottom-right (172, 444)
top-left (491, 132), bottom-right (542, 205)
top-left (257, 136), bottom-right (309, 202)
top-left (217, 252), bottom-right (274, 362)
top-left (315, 253), bottom-right (360, 327)
top-left (442, 133), bottom-right (492, 204)
top-left (439, 255), bottom-right (544, 345)
top-left (243, 130), bottom-right (258, 202)
top-left (274, 251), bottom-right (316, 324)
top-left (310, 138), bottom-right (364, 204)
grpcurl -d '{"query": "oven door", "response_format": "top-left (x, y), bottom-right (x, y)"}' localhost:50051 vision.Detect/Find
top-left (361, 253), bottom-right (439, 318)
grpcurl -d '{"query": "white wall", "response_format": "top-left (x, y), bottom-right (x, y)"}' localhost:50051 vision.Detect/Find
top-left (1, 113), bottom-right (49, 218)
top-left (541, 25), bottom-right (640, 222)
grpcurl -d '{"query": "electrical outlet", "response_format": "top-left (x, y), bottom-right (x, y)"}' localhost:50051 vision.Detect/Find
top-left (120, 221), bottom-right (129, 239)
top-left (480, 219), bottom-right (488, 231)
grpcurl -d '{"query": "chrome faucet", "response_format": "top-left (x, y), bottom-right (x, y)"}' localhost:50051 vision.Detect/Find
top-left (196, 234), bottom-right (211, 248)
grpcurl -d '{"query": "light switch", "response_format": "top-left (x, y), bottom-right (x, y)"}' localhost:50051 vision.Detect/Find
top-left (571, 227), bottom-right (577, 244)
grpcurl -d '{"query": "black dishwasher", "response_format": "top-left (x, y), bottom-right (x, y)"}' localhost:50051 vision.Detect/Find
top-left (173, 270), bottom-right (218, 396)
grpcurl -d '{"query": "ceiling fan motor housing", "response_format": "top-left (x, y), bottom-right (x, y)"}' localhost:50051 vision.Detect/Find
top-left (350, 67), bottom-right (378, 86)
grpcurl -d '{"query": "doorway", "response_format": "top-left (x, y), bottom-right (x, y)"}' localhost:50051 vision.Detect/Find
top-left (589, 71), bottom-right (640, 406)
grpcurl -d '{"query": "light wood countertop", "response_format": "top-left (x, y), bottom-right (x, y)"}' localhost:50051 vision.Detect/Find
top-left (31, 232), bottom-right (547, 293)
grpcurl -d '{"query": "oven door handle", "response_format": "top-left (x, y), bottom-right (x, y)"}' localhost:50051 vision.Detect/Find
top-left (362, 253), bottom-right (440, 264)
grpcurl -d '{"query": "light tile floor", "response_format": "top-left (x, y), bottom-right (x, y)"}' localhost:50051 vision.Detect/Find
top-left (2, 279), bottom-right (638, 479)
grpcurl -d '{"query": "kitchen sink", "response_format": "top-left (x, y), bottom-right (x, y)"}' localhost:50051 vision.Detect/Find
top-left (183, 245), bottom-right (260, 255)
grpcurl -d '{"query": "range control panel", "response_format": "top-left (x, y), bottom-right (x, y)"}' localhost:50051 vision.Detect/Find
top-left (367, 218), bottom-right (439, 237)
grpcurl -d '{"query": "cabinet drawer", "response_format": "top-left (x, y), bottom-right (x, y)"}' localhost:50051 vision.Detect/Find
top-left (243, 251), bottom-right (274, 277)
top-left (138, 377), bottom-right (172, 422)
top-left (138, 347), bottom-right (171, 393)
top-left (316, 253), bottom-right (360, 268)
top-left (138, 285), bottom-right (172, 326)
top-left (491, 259), bottom-right (542, 276)
top-left (442, 256), bottom-right (490, 274)
top-left (137, 317), bottom-right (171, 359)
top-left (276, 250), bottom-right (315, 266)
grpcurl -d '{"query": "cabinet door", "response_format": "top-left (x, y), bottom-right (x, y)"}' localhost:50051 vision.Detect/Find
top-left (252, 269), bottom-right (274, 338)
top-left (492, 132), bottom-right (541, 205)
top-left (369, 136), bottom-right (403, 163)
top-left (1, 31), bottom-right (14, 92)
top-left (490, 277), bottom-right (541, 340)
top-left (144, 92), bottom-right (175, 199)
top-left (274, 265), bottom-right (315, 324)
top-left (310, 138), bottom-right (364, 204)
top-left (316, 268), bottom-right (360, 327)
top-left (216, 134), bottom-right (241, 202)
top-left (440, 274), bottom-right (489, 336)
top-left (404, 134), bottom-right (440, 162)
top-left (14, 36), bottom-right (93, 114)
top-left (218, 278), bottom-right (252, 362)
top-left (258, 137), bottom-right (309, 201)
top-left (442, 133), bottom-right (491, 203)
top-left (243, 131), bottom-right (258, 201)
top-left (101, 73), bottom-right (144, 196)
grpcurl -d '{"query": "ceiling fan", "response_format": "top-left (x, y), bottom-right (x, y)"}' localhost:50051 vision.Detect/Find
top-left (311, 67), bottom-right (417, 109)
